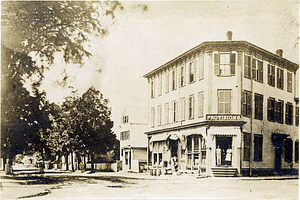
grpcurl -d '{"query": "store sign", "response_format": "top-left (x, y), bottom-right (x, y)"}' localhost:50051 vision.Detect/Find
top-left (206, 114), bottom-right (241, 121)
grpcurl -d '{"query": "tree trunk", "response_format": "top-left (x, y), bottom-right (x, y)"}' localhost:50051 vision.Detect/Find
top-left (91, 154), bottom-right (94, 171)
top-left (71, 152), bottom-right (74, 172)
top-left (65, 153), bottom-right (69, 171)
top-left (40, 148), bottom-right (45, 172)
top-left (83, 155), bottom-right (86, 171)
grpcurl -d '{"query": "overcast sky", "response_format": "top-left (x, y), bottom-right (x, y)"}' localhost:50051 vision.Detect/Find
top-left (41, 0), bottom-right (299, 132)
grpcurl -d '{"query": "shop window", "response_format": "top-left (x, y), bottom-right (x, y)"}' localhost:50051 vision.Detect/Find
top-left (284, 138), bottom-right (293, 163)
top-left (295, 106), bottom-right (299, 127)
top-left (275, 100), bottom-right (284, 124)
top-left (187, 136), bottom-right (192, 152)
top-left (295, 141), bottom-right (299, 163)
top-left (244, 55), bottom-right (251, 78)
top-left (254, 93), bottom-right (263, 120)
top-left (268, 64), bottom-right (275, 87)
top-left (254, 134), bottom-right (263, 162)
top-left (267, 98), bottom-right (275, 122)
top-left (198, 91), bottom-right (204, 118)
top-left (158, 153), bottom-right (163, 164)
top-left (165, 72), bottom-right (169, 94)
top-left (172, 69), bottom-right (177, 90)
top-left (285, 102), bottom-right (293, 125)
top-left (218, 90), bottom-right (231, 114)
top-left (153, 153), bottom-right (158, 165)
top-left (180, 97), bottom-right (186, 121)
top-left (287, 72), bottom-right (292, 92)
top-left (186, 135), bottom-right (205, 168)
top-left (277, 68), bottom-right (284, 90)
top-left (188, 95), bottom-right (195, 119)
top-left (151, 80), bottom-right (155, 98)
top-left (180, 65), bottom-right (186, 87)
top-left (242, 91), bottom-right (251, 117)
top-left (214, 53), bottom-right (235, 76)
top-left (243, 133), bottom-right (250, 161)
top-left (125, 152), bottom-right (129, 165)
top-left (199, 55), bottom-right (204, 80)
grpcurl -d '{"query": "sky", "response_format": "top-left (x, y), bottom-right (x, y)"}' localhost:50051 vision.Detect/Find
top-left (40, 0), bottom-right (299, 133)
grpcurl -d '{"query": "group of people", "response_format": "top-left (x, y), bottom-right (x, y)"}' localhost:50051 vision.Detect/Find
top-left (216, 145), bottom-right (232, 166)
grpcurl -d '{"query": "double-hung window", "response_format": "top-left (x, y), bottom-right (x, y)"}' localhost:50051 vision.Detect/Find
top-left (275, 100), bottom-right (284, 124)
top-left (285, 102), bottom-right (293, 125)
top-left (199, 55), bottom-right (204, 80)
top-left (242, 91), bottom-right (251, 117)
top-left (158, 75), bottom-right (162, 96)
top-left (172, 69), bottom-right (177, 90)
top-left (157, 105), bottom-right (162, 126)
top-left (218, 90), bottom-right (231, 114)
top-left (254, 94), bottom-right (263, 120)
top-left (277, 67), bottom-right (284, 90)
top-left (244, 55), bottom-right (251, 78)
top-left (267, 98), bottom-right (275, 122)
top-left (165, 72), bottom-right (169, 94)
top-left (150, 80), bottom-right (155, 98)
top-left (180, 65), bottom-right (186, 87)
top-left (188, 95), bottom-right (195, 119)
top-left (243, 133), bottom-right (251, 161)
top-left (165, 103), bottom-right (169, 124)
top-left (214, 53), bottom-right (235, 76)
top-left (252, 59), bottom-right (263, 83)
top-left (254, 134), bottom-right (263, 162)
top-left (189, 61), bottom-right (196, 83)
top-left (151, 107), bottom-right (155, 127)
top-left (180, 97), bottom-right (186, 121)
top-left (295, 106), bottom-right (299, 127)
top-left (198, 91), bottom-right (204, 118)
top-left (287, 72), bottom-right (292, 92)
top-left (268, 64), bottom-right (275, 87)
top-left (173, 101), bottom-right (178, 122)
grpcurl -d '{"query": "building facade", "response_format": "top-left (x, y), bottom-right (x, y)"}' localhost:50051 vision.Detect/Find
top-left (119, 107), bottom-right (148, 172)
top-left (144, 32), bottom-right (299, 177)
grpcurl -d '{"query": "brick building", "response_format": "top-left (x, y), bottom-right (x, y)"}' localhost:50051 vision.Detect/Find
top-left (143, 31), bottom-right (299, 177)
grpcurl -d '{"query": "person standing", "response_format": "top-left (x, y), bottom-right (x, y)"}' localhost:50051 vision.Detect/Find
top-left (225, 146), bottom-right (232, 166)
top-left (216, 146), bottom-right (222, 166)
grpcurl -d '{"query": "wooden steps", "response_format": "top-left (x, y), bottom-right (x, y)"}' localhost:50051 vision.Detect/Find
top-left (212, 167), bottom-right (237, 177)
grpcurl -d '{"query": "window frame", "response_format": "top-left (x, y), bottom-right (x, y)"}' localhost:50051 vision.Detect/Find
top-left (198, 91), bottom-right (204, 118)
top-left (268, 64), bottom-right (275, 87)
top-left (287, 71), bottom-right (292, 93)
top-left (243, 132), bottom-right (251, 161)
top-left (254, 134), bottom-right (263, 162)
top-left (157, 105), bottom-right (162, 126)
top-left (173, 100), bottom-right (178, 122)
top-left (150, 80), bottom-right (155, 98)
top-left (218, 89), bottom-right (232, 114)
top-left (158, 75), bottom-right (162, 96)
top-left (215, 52), bottom-right (236, 76)
top-left (189, 60), bottom-right (196, 83)
top-left (180, 64), bottom-right (186, 87)
top-left (277, 67), bottom-right (284, 90)
top-left (242, 90), bottom-right (252, 118)
top-left (267, 97), bottom-right (275, 122)
top-left (275, 100), bottom-right (284, 124)
top-left (198, 55), bottom-right (204, 80)
top-left (165, 71), bottom-right (169, 94)
top-left (151, 107), bottom-right (155, 127)
top-left (295, 106), bottom-right (299, 127)
top-left (164, 102), bottom-right (169, 124)
top-left (254, 93), bottom-right (263, 120)
top-left (285, 102), bottom-right (293, 125)
top-left (244, 55), bottom-right (251, 78)
top-left (188, 95), bottom-right (195, 119)
top-left (180, 97), bottom-right (186, 121)
top-left (172, 69), bottom-right (177, 90)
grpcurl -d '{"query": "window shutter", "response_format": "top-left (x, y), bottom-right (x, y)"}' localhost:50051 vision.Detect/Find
top-left (252, 58), bottom-right (256, 80)
top-left (244, 55), bottom-right (249, 78)
top-left (214, 53), bottom-right (220, 75)
top-left (230, 53), bottom-right (236, 75)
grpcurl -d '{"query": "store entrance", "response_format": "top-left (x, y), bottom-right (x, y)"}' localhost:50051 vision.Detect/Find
top-left (216, 136), bottom-right (232, 166)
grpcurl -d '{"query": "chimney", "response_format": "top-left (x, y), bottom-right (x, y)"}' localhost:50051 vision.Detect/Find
top-left (226, 31), bottom-right (233, 41)
top-left (276, 49), bottom-right (283, 57)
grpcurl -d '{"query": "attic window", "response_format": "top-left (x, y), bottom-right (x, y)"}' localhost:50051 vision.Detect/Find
top-left (123, 115), bottom-right (129, 124)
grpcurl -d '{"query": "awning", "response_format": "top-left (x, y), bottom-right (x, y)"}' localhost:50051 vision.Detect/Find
top-left (210, 127), bottom-right (241, 136)
top-left (149, 133), bottom-right (169, 143)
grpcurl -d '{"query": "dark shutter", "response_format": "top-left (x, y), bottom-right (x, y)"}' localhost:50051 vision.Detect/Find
top-left (230, 53), bottom-right (236, 75)
top-left (214, 53), bottom-right (220, 75)
top-left (252, 58), bottom-right (257, 80)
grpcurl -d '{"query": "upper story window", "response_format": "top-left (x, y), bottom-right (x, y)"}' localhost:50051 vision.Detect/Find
top-left (198, 91), bottom-right (204, 118)
top-left (267, 97), bottom-right (275, 122)
top-left (180, 65), bottom-right (186, 87)
top-left (120, 130), bottom-right (130, 141)
top-left (165, 102), bottom-right (169, 124)
top-left (287, 71), bottom-right (292, 93)
top-left (123, 115), bottom-right (129, 124)
top-left (214, 53), bottom-right (235, 76)
top-left (173, 100), bottom-right (178, 122)
top-left (158, 75), bottom-right (162, 96)
top-left (244, 55), bottom-right (251, 78)
top-left (150, 80), bottom-right (155, 98)
top-left (151, 107), bottom-right (155, 127)
top-left (275, 100), bottom-right (284, 124)
top-left (285, 102), bottom-right (293, 125)
top-left (172, 69), bottom-right (177, 90)
top-left (157, 105), bottom-right (162, 126)
top-left (180, 97), bottom-right (186, 121)
top-left (252, 58), bottom-right (263, 83)
top-left (188, 95), bottom-right (195, 119)
top-left (199, 55), bottom-right (204, 80)
top-left (189, 61), bottom-right (196, 83)
top-left (254, 93), bottom-right (263, 120)
top-left (165, 72), bottom-right (169, 94)
top-left (242, 91), bottom-right (251, 118)
top-left (268, 64), bottom-right (275, 87)
top-left (295, 106), bottom-right (299, 127)
top-left (277, 67), bottom-right (284, 90)
top-left (218, 90), bottom-right (231, 114)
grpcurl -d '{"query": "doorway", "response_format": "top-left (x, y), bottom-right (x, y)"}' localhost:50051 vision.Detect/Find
top-left (216, 136), bottom-right (232, 166)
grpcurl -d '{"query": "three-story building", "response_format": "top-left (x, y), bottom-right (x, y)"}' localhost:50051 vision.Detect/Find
top-left (143, 31), bottom-right (299, 177)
